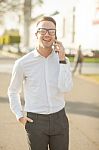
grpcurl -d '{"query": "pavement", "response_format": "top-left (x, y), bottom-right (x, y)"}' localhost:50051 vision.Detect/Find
top-left (65, 75), bottom-right (99, 150)
top-left (0, 51), bottom-right (99, 150)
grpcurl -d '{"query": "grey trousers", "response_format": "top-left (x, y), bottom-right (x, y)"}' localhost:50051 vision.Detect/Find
top-left (25, 108), bottom-right (69, 150)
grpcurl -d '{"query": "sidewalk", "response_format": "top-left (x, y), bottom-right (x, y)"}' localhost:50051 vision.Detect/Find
top-left (0, 72), bottom-right (99, 150)
top-left (65, 75), bottom-right (99, 150)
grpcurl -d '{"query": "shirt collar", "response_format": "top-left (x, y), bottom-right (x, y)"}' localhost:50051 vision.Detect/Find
top-left (33, 49), bottom-right (56, 58)
top-left (33, 49), bottom-right (41, 57)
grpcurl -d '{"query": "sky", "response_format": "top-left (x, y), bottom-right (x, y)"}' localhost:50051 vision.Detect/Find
top-left (32, 0), bottom-right (78, 16)
top-left (43, 0), bottom-right (76, 14)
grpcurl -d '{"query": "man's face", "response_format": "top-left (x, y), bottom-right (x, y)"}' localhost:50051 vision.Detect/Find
top-left (36, 21), bottom-right (56, 49)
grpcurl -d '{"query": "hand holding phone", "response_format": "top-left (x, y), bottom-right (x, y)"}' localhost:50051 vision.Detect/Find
top-left (53, 40), bottom-right (66, 61)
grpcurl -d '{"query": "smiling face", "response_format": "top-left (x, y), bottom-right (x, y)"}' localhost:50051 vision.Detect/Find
top-left (36, 21), bottom-right (56, 50)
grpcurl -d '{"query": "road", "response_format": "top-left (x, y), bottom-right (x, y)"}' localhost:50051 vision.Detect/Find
top-left (71, 62), bottom-right (99, 74)
top-left (0, 55), bottom-right (99, 150)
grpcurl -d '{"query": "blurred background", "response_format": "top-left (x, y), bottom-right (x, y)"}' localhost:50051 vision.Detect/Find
top-left (0, 0), bottom-right (99, 55)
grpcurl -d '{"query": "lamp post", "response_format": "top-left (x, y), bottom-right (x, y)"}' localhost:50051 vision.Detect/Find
top-left (72, 6), bottom-right (76, 43)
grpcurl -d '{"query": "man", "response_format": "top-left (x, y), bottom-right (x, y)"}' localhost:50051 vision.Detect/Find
top-left (8, 16), bottom-right (73, 150)
top-left (72, 45), bottom-right (84, 74)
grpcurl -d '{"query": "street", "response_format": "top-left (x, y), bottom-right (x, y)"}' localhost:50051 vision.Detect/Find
top-left (0, 55), bottom-right (99, 150)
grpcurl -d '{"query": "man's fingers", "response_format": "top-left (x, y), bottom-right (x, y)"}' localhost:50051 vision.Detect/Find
top-left (54, 40), bottom-right (61, 44)
top-left (54, 41), bottom-right (64, 50)
top-left (26, 117), bottom-right (33, 122)
top-left (19, 117), bottom-right (33, 126)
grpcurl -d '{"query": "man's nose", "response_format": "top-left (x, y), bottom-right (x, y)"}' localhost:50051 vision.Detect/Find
top-left (45, 30), bottom-right (50, 36)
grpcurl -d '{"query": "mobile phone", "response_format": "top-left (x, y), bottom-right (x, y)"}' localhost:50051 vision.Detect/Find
top-left (52, 34), bottom-right (57, 46)
top-left (55, 34), bottom-right (57, 40)
top-left (54, 35), bottom-right (59, 53)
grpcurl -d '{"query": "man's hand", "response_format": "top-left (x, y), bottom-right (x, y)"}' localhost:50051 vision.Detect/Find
top-left (19, 117), bottom-right (33, 126)
top-left (54, 40), bottom-right (66, 61)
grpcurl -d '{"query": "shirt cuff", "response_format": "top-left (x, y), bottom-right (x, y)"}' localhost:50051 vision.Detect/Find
top-left (16, 112), bottom-right (24, 121)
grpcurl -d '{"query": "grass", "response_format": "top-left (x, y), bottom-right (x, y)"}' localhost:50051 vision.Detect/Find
top-left (68, 56), bottom-right (99, 63)
top-left (83, 57), bottom-right (99, 63)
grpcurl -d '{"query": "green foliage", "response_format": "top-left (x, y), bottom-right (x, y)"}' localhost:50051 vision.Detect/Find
top-left (39, 0), bottom-right (43, 4)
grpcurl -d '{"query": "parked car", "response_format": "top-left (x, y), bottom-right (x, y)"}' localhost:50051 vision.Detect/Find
top-left (19, 46), bottom-right (35, 53)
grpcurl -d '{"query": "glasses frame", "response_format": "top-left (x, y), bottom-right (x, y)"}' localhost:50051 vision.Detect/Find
top-left (37, 28), bottom-right (56, 36)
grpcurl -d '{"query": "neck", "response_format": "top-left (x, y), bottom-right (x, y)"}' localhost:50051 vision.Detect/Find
top-left (37, 47), bottom-right (52, 58)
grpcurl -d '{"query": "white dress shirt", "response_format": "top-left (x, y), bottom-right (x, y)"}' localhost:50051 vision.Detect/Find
top-left (8, 50), bottom-right (73, 120)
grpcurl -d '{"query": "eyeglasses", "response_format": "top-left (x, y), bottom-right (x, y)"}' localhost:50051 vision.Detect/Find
top-left (37, 28), bottom-right (56, 36)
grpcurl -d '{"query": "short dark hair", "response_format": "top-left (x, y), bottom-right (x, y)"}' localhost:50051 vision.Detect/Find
top-left (36, 16), bottom-right (56, 27)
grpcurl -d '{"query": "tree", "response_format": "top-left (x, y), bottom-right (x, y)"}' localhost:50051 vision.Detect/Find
top-left (23, 0), bottom-right (43, 47)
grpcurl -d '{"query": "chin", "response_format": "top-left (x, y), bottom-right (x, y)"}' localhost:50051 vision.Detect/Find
top-left (43, 44), bottom-right (51, 48)
top-left (45, 46), bottom-right (52, 49)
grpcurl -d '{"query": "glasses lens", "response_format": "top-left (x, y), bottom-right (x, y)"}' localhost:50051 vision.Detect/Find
top-left (37, 28), bottom-right (56, 36)
top-left (38, 28), bottom-right (46, 35)
top-left (49, 29), bottom-right (56, 35)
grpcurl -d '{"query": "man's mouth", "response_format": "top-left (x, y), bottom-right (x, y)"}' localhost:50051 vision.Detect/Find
top-left (43, 39), bottom-right (51, 42)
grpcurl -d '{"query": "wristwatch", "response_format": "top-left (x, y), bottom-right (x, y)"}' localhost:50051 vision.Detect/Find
top-left (59, 60), bottom-right (67, 64)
